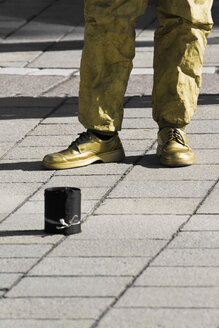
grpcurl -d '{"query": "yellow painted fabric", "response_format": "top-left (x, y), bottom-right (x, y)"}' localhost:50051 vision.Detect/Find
top-left (79, 0), bottom-right (213, 132)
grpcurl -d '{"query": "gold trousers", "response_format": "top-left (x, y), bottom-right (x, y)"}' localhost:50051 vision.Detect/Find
top-left (79, 0), bottom-right (213, 131)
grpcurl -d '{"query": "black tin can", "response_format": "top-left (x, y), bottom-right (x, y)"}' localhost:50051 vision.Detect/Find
top-left (44, 187), bottom-right (81, 235)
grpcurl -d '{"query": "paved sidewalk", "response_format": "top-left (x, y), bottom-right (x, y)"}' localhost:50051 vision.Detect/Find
top-left (0, 1), bottom-right (219, 327)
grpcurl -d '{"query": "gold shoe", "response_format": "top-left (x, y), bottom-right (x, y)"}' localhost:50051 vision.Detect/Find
top-left (157, 127), bottom-right (195, 167)
top-left (42, 131), bottom-right (125, 169)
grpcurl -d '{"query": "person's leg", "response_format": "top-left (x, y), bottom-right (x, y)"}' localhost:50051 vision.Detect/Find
top-left (43, 0), bottom-right (148, 169)
top-left (153, 0), bottom-right (213, 166)
top-left (79, 0), bottom-right (148, 133)
top-left (153, 0), bottom-right (213, 128)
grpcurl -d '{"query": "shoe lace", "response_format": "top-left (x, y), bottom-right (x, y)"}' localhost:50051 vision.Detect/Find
top-left (68, 131), bottom-right (92, 149)
top-left (167, 128), bottom-right (186, 146)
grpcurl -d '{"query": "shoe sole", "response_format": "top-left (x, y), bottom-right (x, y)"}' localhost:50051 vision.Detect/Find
top-left (159, 156), bottom-right (195, 167)
top-left (43, 149), bottom-right (125, 170)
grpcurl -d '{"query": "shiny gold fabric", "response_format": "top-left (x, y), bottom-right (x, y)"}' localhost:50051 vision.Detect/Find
top-left (79, 0), bottom-right (213, 132)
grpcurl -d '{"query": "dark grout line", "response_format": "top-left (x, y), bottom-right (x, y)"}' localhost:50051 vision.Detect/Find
top-left (4, 296), bottom-right (114, 299)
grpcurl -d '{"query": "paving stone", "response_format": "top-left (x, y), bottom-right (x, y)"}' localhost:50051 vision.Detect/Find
top-left (125, 74), bottom-right (153, 95)
top-left (55, 163), bottom-right (130, 176)
top-left (123, 107), bottom-right (153, 118)
top-left (186, 134), bottom-right (219, 148)
top-left (31, 186), bottom-right (109, 201)
top-left (95, 198), bottom-right (200, 215)
top-left (109, 181), bottom-right (212, 198)
top-left (37, 2), bottom-right (84, 25)
top-left (0, 52), bottom-right (39, 64)
top-left (20, 135), bottom-right (73, 147)
top-left (0, 273), bottom-right (21, 289)
top-left (132, 51), bottom-right (153, 68)
top-left (7, 276), bottom-right (131, 297)
top-left (0, 75), bottom-right (65, 97)
top-left (49, 238), bottom-right (166, 257)
top-left (0, 319), bottom-right (94, 328)
top-left (45, 175), bottom-right (120, 188)
top-left (193, 105), bottom-right (219, 120)
top-left (8, 20), bottom-right (71, 43)
top-left (29, 50), bottom-right (82, 69)
top-left (116, 286), bottom-right (219, 308)
top-left (0, 118), bottom-right (40, 137)
top-left (0, 209), bottom-right (63, 245)
top-left (125, 164), bottom-right (219, 181)
top-left (32, 68), bottom-right (78, 76)
top-left (122, 139), bottom-right (154, 151)
top-left (203, 45), bottom-right (219, 66)
top-left (42, 115), bottom-right (79, 125)
top-left (195, 149), bottom-right (219, 164)
top-left (96, 308), bottom-right (219, 328)
top-left (0, 244), bottom-right (52, 258)
top-left (0, 183), bottom-right (41, 213)
top-left (0, 231), bottom-right (63, 245)
top-left (168, 231), bottom-right (219, 248)
top-left (0, 258), bottom-right (38, 273)
top-left (201, 73), bottom-right (219, 93)
top-left (186, 120), bottom-right (219, 134)
top-left (62, 26), bottom-right (85, 41)
top-left (72, 215), bottom-right (188, 240)
top-left (0, 0), bottom-right (53, 22)
top-left (30, 123), bottom-right (83, 136)
top-left (0, 297), bottom-right (111, 319)
top-left (151, 249), bottom-right (219, 267)
top-left (122, 118), bottom-right (157, 129)
top-left (131, 68), bottom-right (154, 74)
top-left (0, 16), bottom-right (25, 38)
top-left (135, 267), bottom-right (219, 287)
top-left (0, 214), bottom-right (7, 222)
top-left (3, 146), bottom-right (67, 160)
top-left (42, 76), bottom-right (80, 96)
top-left (0, 169), bottom-right (51, 183)
top-left (119, 128), bottom-right (157, 140)
top-left (0, 213), bottom-right (48, 233)
top-left (0, 62), bottom-right (27, 68)
top-left (29, 257), bottom-right (149, 276)
top-left (197, 185), bottom-right (219, 214)
top-left (182, 214), bottom-right (219, 231)
top-left (0, 143), bottom-right (13, 157)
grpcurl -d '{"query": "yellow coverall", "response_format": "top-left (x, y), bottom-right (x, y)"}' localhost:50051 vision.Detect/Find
top-left (79, 0), bottom-right (213, 132)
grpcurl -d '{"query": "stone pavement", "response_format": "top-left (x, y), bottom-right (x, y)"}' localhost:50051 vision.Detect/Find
top-left (0, 0), bottom-right (219, 327)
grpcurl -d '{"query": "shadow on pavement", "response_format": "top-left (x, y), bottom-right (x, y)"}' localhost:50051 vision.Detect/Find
top-left (1, 94), bottom-right (218, 120)
top-left (0, 155), bottom-right (162, 172)
top-left (0, 96), bottom-right (78, 120)
top-left (0, 161), bottom-right (43, 171)
top-left (124, 154), bottom-right (164, 169)
top-left (0, 40), bottom-right (157, 53)
top-left (0, 230), bottom-right (49, 237)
